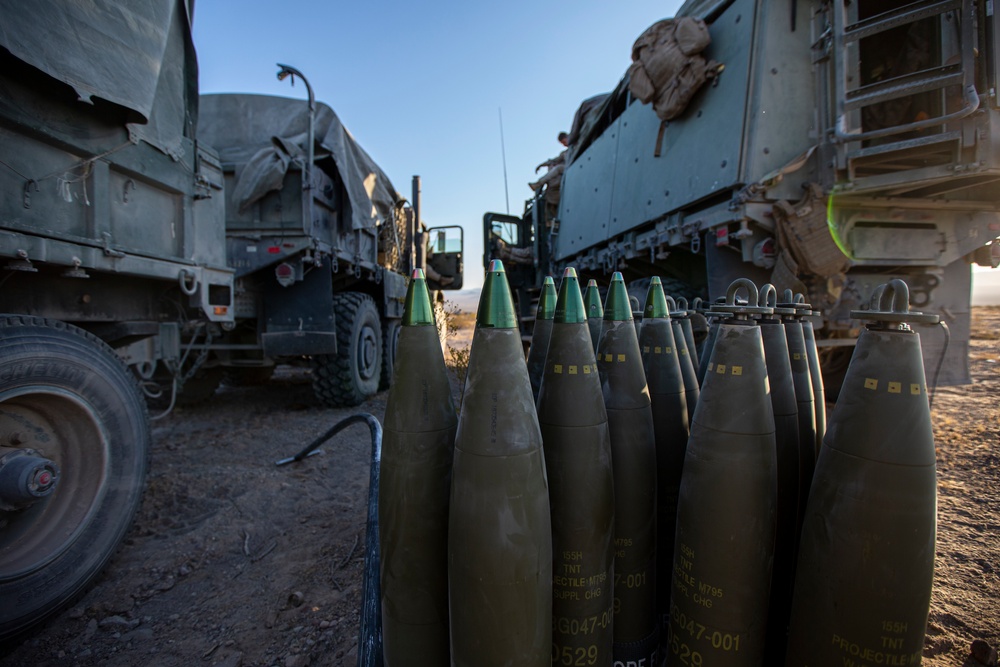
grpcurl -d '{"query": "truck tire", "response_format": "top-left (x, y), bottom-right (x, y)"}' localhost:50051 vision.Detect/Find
top-left (379, 319), bottom-right (401, 390)
top-left (0, 315), bottom-right (149, 643)
top-left (312, 293), bottom-right (382, 407)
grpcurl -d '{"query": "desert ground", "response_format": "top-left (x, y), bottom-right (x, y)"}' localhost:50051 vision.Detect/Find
top-left (1, 305), bottom-right (997, 667)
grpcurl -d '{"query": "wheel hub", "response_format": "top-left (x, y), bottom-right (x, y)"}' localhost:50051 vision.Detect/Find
top-left (0, 448), bottom-right (60, 510)
top-left (358, 325), bottom-right (378, 381)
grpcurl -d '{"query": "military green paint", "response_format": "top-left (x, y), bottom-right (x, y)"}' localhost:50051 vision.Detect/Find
top-left (449, 265), bottom-right (551, 667)
top-left (696, 315), bottom-right (721, 386)
top-left (380, 311), bottom-right (457, 666)
top-left (757, 301), bottom-right (801, 666)
top-left (401, 268), bottom-right (435, 327)
top-left (668, 320), bottom-right (776, 667)
top-left (671, 317), bottom-right (700, 422)
top-left (782, 316), bottom-right (816, 530)
top-left (476, 260), bottom-right (518, 329)
top-left (643, 277), bottom-right (670, 319)
top-left (537, 268), bottom-right (614, 665)
top-left (639, 279), bottom-right (689, 658)
top-left (785, 322), bottom-right (935, 667)
top-left (526, 276), bottom-right (557, 400)
top-left (585, 279), bottom-right (604, 354)
top-left (672, 298), bottom-right (700, 372)
top-left (801, 318), bottom-right (827, 456)
top-left (603, 273), bottom-right (633, 322)
top-left (555, 269), bottom-right (587, 324)
top-left (599, 275), bottom-right (658, 664)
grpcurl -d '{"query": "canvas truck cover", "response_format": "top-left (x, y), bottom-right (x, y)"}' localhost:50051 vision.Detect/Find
top-left (198, 94), bottom-right (403, 232)
top-left (0, 0), bottom-right (196, 159)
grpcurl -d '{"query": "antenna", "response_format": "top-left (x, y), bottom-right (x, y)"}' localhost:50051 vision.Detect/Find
top-left (498, 107), bottom-right (510, 215)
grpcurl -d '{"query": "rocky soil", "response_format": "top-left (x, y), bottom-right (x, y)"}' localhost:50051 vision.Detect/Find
top-left (1, 307), bottom-right (997, 667)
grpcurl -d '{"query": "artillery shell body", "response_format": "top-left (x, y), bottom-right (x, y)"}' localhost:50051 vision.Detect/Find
top-left (671, 317), bottom-right (700, 421)
top-left (786, 292), bottom-right (936, 667)
top-left (379, 272), bottom-right (457, 667)
top-left (758, 314), bottom-right (801, 664)
top-left (802, 318), bottom-right (827, 454)
top-left (448, 262), bottom-right (552, 667)
top-left (678, 313), bottom-right (699, 373)
top-left (537, 269), bottom-right (615, 666)
top-left (696, 316), bottom-right (720, 387)
top-left (526, 276), bottom-right (557, 401)
top-left (599, 274), bottom-right (658, 666)
top-left (668, 315), bottom-right (776, 667)
top-left (784, 318), bottom-right (816, 522)
top-left (639, 279), bottom-right (689, 662)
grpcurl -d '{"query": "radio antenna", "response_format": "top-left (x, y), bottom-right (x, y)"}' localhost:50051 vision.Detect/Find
top-left (498, 107), bottom-right (510, 215)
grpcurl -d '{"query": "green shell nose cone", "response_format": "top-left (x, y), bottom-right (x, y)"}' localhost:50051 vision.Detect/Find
top-left (402, 268), bottom-right (435, 326)
top-left (476, 260), bottom-right (518, 329)
top-left (554, 267), bottom-right (586, 324)
top-left (603, 272), bottom-right (633, 322)
top-left (585, 279), bottom-right (604, 320)
top-left (643, 276), bottom-right (670, 320)
top-left (537, 276), bottom-right (557, 321)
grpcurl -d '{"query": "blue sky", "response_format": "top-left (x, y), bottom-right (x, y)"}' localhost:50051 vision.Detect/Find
top-left (192, 0), bottom-right (683, 289)
top-left (192, 1), bottom-right (999, 300)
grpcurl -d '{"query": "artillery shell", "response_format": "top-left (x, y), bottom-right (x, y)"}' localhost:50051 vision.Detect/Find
top-left (526, 276), bottom-right (557, 401)
top-left (448, 260), bottom-right (552, 667)
top-left (786, 280), bottom-right (937, 667)
top-left (379, 269), bottom-right (457, 667)
top-left (599, 272), bottom-right (659, 666)
top-left (537, 267), bottom-right (615, 666)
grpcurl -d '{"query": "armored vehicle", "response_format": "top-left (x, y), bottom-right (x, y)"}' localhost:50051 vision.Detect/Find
top-left (485, 0), bottom-right (1000, 388)
top-left (0, 0), bottom-right (461, 641)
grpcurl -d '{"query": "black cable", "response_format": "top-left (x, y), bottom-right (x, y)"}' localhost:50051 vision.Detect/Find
top-left (274, 413), bottom-right (384, 666)
top-left (928, 320), bottom-right (951, 411)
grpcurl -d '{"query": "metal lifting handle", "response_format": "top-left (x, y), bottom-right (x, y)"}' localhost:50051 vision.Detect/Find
top-left (878, 278), bottom-right (911, 313)
top-left (851, 280), bottom-right (939, 324)
top-left (726, 278), bottom-right (758, 306)
top-left (708, 279), bottom-right (771, 317)
top-left (758, 283), bottom-right (778, 308)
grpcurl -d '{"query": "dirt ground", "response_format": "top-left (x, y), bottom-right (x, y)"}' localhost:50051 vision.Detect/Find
top-left (1, 306), bottom-right (997, 667)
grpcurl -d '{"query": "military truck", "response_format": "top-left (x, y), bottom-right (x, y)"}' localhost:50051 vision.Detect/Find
top-left (486, 0), bottom-right (1000, 388)
top-left (0, 0), bottom-right (461, 641)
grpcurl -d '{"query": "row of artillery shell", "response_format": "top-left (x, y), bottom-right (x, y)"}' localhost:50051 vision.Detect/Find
top-left (379, 268), bottom-right (935, 667)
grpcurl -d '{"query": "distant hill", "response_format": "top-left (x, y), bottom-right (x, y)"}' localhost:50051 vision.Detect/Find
top-left (973, 268), bottom-right (1000, 306)
top-left (442, 288), bottom-right (481, 313)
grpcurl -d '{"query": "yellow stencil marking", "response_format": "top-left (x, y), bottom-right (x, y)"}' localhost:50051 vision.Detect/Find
top-left (716, 364), bottom-right (727, 374)
top-left (665, 346), bottom-right (672, 354)
top-left (910, 383), bottom-right (921, 395)
top-left (593, 364), bottom-right (599, 373)
top-left (793, 353), bottom-right (802, 360)
top-left (707, 363), bottom-right (714, 371)
top-left (732, 366), bottom-right (743, 376)
top-left (888, 382), bottom-right (901, 394)
top-left (554, 364), bottom-right (563, 374)
top-left (583, 365), bottom-right (591, 374)
top-left (569, 365), bottom-right (578, 375)
top-left (605, 354), bottom-right (613, 362)
top-left (864, 378), bottom-right (878, 390)
top-left (617, 354), bottom-right (626, 363)
top-left (643, 346), bottom-right (650, 353)
top-left (654, 346), bottom-right (662, 354)
top-left (680, 348), bottom-right (688, 356)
